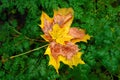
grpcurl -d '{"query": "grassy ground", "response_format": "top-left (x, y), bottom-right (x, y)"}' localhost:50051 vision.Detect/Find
top-left (0, 0), bottom-right (120, 80)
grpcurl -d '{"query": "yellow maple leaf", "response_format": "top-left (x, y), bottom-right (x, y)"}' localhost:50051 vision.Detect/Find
top-left (39, 8), bottom-right (91, 74)
top-left (59, 52), bottom-right (85, 68)
top-left (39, 8), bottom-right (74, 42)
top-left (49, 24), bottom-right (73, 44)
top-left (39, 11), bottom-right (53, 29)
top-left (69, 28), bottom-right (91, 43)
top-left (53, 8), bottom-right (74, 28)
top-left (45, 45), bottom-right (85, 73)
top-left (45, 46), bottom-right (60, 73)
top-left (71, 34), bottom-right (91, 43)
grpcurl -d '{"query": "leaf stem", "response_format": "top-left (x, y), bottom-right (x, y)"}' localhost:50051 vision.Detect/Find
top-left (13, 28), bottom-right (21, 35)
top-left (12, 28), bottom-right (45, 42)
top-left (10, 44), bottom-right (48, 59)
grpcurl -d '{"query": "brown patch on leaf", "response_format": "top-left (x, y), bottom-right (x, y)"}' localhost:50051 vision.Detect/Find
top-left (42, 18), bottom-right (53, 34)
top-left (42, 18), bottom-right (53, 41)
top-left (69, 28), bottom-right (85, 39)
top-left (50, 41), bottom-right (79, 60)
top-left (53, 13), bottom-right (72, 27)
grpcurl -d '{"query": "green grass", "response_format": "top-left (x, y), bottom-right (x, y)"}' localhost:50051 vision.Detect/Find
top-left (0, 0), bottom-right (120, 80)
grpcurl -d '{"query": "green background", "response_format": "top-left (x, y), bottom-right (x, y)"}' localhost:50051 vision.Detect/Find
top-left (0, 0), bottom-right (120, 80)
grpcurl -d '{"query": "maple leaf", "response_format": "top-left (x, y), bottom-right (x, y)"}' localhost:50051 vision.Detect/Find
top-left (39, 11), bottom-right (53, 41)
top-left (40, 11), bottom-right (53, 30)
top-left (69, 28), bottom-right (91, 43)
top-left (49, 24), bottom-right (72, 44)
top-left (45, 41), bottom-right (85, 73)
top-left (45, 45), bottom-right (60, 73)
top-left (53, 8), bottom-right (74, 28)
top-left (39, 8), bottom-right (90, 73)
top-left (40, 8), bottom-right (74, 42)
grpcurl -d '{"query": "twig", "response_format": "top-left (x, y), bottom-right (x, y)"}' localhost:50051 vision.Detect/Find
top-left (13, 28), bottom-right (21, 35)
top-left (12, 28), bottom-right (45, 42)
top-left (10, 44), bottom-right (48, 59)
top-left (2, 44), bottom-right (48, 63)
